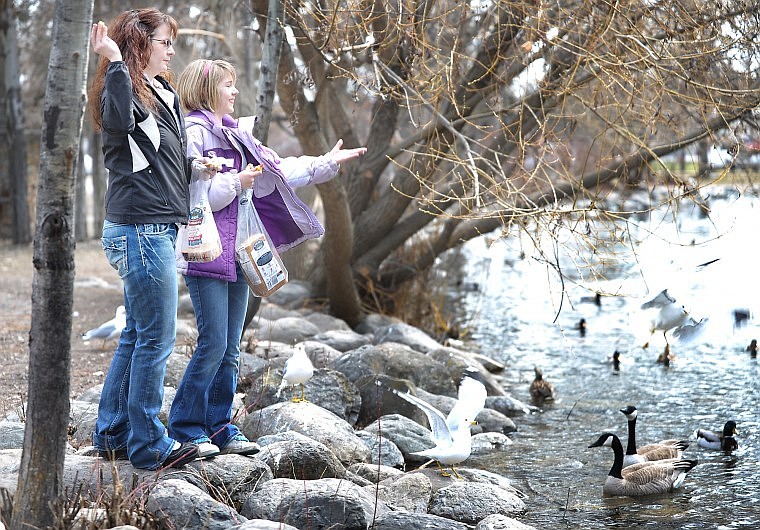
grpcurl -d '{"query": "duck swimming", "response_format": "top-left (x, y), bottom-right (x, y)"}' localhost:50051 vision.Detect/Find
top-left (694, 420), bottom-right (738, 452)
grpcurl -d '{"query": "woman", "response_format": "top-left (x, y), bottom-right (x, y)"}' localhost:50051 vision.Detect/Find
top-left (168, 59), bottom-right (366, 456)
top-left (88, 9), bottom-right (209, 470)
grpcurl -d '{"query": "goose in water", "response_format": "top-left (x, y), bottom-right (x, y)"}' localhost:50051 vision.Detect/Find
top-left (588, 432), bottom-right (698, 496)
top-left (694, 420), bottom-right (738, 452)
top-left (619, 405), bottom-right (689, 466)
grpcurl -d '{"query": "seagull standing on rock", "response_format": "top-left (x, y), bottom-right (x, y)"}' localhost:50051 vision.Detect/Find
top-left (81, 305), bottom-right (126, 348)
top-left (393, 368), bottom-right (487, 479)
top-left (276, 343), bottom-right (314, 402)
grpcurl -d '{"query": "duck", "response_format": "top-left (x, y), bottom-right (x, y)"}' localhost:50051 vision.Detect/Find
top-left (529, 366), bottom-right (556, 404)
top-left (619, 405), bottom-right (689, 466)
top-left (588, 432), bottom-right (698, 496)
top-left (694, 420), bottom-right (738, 452)
top-left (579, 292), bottom-right (602, 308)
top-left (747, 339), bottom-right (757, 358)
top-left (576, 318), bottom-right (587, 337)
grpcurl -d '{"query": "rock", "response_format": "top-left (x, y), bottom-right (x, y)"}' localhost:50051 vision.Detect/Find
top-left (147, 478), bottom-right (246, 529)
top-left (366, 471), bottom-right (432, 513)
top-left (240, 402), bottom-right (370, 466)
top-left (373, 322), bottom-right (442, 353)
top-left (0, 421), bottom-right (24, 450)
top-left (371, 511), bottom-right (471, 530)
top-left (267, 280), bottom-right (312, 308)
top-left (255, 431), bottom-right (347, 480)
top-left (347, 462), bottom-right (404, 483)
top-left (241, 477), bottom-right (390, 528)
top-left (353, 374), bottom-right (428, 428)
top-left (471, 432), bottom-right (514, 455)
top-left (304, 312), bottom-right (352, 333)
top-left (476, 514), bottom-right (538, 530)
top-left (363, 414), bottom-right (435, 465)
top-left (485, 395), bottom-right (536, 417)
top-left (429, 482), bottom-right (526, 524)
top-left (194, 454), bottom-right (274, 510)
top-left (261, 316), bottom-right (320, 344)
top-left (355, 429), bottom-right (406, 468)
top-left (311, 328), bottom-right (372, 352)
top-left (333, 343), bottom-right (456, 396)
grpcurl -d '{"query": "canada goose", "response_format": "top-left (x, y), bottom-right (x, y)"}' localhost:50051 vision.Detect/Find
top-left (619, 405), bottom-right (689, 466)
top-left (588, 432), bottom-right (698, 496)
top-left (393, 369), bottom-right (487, 478)
top-left (276, 344), bottom-right (314, 402)
top-left (529, 366), bottom-right (556, 404)
top-left (694, 420), bottom-right (738, 452)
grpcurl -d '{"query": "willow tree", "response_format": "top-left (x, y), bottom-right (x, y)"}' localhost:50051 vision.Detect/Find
top-left (240, 0), bottom-right (760, 326)
top-left (11, 0), bottom-right (93, 527)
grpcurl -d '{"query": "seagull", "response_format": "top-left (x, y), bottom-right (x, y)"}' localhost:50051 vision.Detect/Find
top-left (640, 289), bottom-right (707, 359)
top-left (81, 306), bottom-right (126, 348)
top-left (276, 343), bottom-right (314, 402)
top-left (392, 369), bottom-right (487, 478)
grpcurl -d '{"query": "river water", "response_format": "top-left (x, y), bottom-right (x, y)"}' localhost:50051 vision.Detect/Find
top-left (451, 189), bottom-right (760, 529)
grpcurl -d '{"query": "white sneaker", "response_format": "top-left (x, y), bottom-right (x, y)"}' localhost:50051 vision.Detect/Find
top-left (220, 437), bottom-right (260, 456)
top-left (196, 442), bottom-right (221, 459)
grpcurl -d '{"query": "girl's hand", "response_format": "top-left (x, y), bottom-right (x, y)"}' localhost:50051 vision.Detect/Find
top-left (90, 21), bottom-right (122, 63)
top-left (239, 164), bottom-right (263, 190)
top-left (329, 139), bottom-right (367, 164)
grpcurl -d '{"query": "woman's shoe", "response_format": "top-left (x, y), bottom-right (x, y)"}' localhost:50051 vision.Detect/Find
top-left (162, 442), bottom-right (199, 469)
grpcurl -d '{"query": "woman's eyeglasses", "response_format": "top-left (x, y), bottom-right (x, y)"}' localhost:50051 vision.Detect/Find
top-left (150, 38), bottom-right (173, 49)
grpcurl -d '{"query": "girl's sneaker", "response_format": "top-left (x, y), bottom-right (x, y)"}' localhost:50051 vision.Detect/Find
top-left (220, 434), bottom-right (260, 456)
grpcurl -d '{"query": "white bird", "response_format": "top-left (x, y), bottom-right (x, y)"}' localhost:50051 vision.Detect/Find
top-left (588, 432), bottom-right (698, 496)
top-left (640, 289), bottom-right (708, 360)
top-left (81, 306), bottom-right (126, 347)
top-left (276, 344), bottom-right (314, 402)
top-left (392, 369), bottom-right (487, 478)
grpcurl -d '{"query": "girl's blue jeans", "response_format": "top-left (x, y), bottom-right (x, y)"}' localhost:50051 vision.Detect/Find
top-left (93, 221), bottom-right (179, 470)
top-left (168, 262), bottom-right (249, 448)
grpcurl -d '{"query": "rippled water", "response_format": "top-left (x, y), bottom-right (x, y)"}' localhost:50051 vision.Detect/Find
top-left (452, 191), bottom-right (760, 529)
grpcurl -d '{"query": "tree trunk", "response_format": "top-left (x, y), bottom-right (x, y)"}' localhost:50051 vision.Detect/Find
top-left (252, 0), bottom-right (282, 144)
top-left (11, 1), bottom-right (92, 528)
top-left (1, 0), bottom-right (31, 244)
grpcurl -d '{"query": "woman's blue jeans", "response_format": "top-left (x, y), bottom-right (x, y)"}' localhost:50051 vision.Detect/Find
top-left (93, 221), bottom-right (179, 470)
top-left (168, 262), bottom-right (249, 448)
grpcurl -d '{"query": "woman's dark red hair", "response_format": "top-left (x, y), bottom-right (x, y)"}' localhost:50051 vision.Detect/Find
top-left (88, 8), bottom-right (178, 130)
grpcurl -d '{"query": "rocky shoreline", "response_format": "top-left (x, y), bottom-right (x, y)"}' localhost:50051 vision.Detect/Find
top-left (0, 280), bottom-right (538, 529)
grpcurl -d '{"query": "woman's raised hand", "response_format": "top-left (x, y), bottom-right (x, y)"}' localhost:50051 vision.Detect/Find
top-left (329, 139), bottom-right (367, 164)
top-left (91, 21), bottom-right (122, 63)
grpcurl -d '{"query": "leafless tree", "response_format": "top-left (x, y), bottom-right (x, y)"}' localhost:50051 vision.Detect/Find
top-left (11, 0), bottom-right (93, 527)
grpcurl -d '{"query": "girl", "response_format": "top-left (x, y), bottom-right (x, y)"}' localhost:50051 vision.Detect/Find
top-left (169, 59), bottom-right (366, 456)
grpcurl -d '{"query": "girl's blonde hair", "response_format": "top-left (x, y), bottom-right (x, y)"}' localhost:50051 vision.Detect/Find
top-left (177, 59), bottom-right (237, 113)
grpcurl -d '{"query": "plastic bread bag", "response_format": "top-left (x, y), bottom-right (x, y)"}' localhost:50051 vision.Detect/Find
top-left (235, 188), bottom-right (288, 297)
top-left (180, 160), bottom-right (222, 262)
